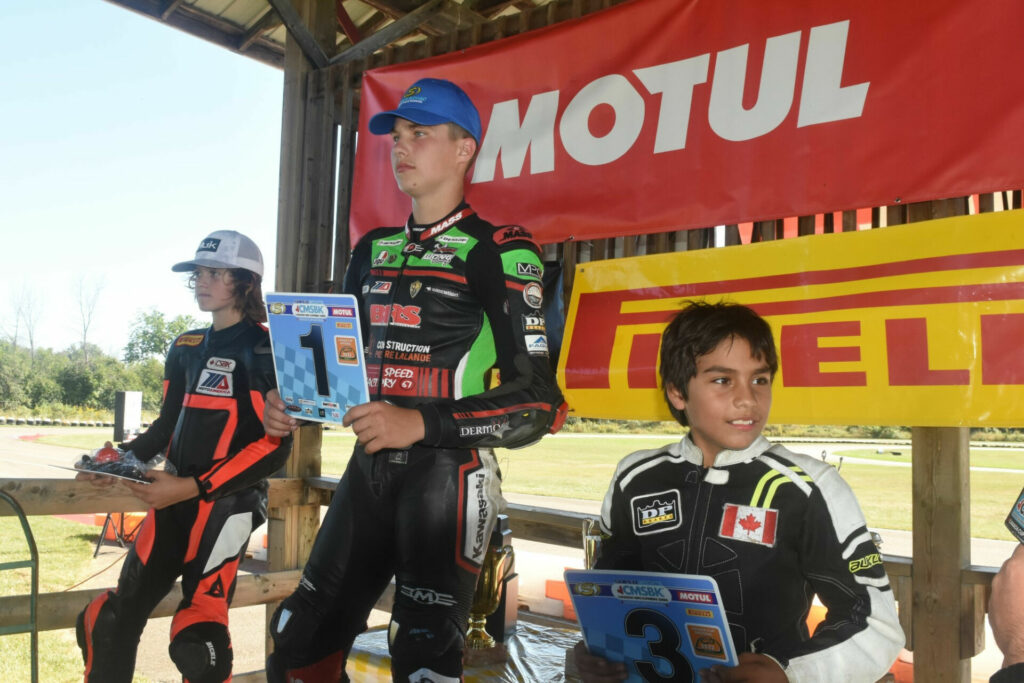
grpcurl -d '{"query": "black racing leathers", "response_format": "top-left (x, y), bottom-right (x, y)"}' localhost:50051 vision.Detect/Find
top-left (268, 204), bottom-right (566, 682)
top-left (596, 435), bottom-right (904, 682)
top-left (346, 203), bottom-right (565, 447)
top-left (127, 321), bottom-right (292, 499)
top-left (77, 320), bottom-right (291, 682)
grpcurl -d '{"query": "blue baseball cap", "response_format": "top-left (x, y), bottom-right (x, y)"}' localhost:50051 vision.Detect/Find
top-left (368, 78), bottom-right (482, 144)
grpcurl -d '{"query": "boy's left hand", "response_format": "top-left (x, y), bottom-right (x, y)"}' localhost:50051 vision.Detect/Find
top-left (343, 401), bottom-right (425, 454)
top-left (702, 653), bottom-right (787, 682)
top-left (124, 470), bottom-right (199, 509)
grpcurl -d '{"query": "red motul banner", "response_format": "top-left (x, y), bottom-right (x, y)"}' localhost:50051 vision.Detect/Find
top-left (351, 0), bottom-right (1024, 245)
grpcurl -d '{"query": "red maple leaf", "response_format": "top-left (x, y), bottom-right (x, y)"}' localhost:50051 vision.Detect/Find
top-left (739, 514), bottom-right (762, 533)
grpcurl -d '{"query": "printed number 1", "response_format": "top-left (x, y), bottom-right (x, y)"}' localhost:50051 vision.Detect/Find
top-left (624, 608), bottom-right (694, 682)
top-left (298, 324), bottom-right (330, 397)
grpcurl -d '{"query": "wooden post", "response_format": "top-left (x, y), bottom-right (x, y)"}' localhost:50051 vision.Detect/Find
top-left (275, 0), bottom-right (336, 292)
top-left (268, 0), bottom-right (335, 659)
top-left (332, 62), bottom-right (358, 291)
top-left (910, 427), bottom-right (972, 679)
top-left (296, 65), bottom-right (338, 292)
top-left (894, 197), bottom-right (976, 681)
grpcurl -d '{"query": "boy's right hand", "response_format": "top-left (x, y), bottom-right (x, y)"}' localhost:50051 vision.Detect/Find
top-left (263, 389), bottom-right (299, 437)
top-left (573, 640), bottom-right (627, 682)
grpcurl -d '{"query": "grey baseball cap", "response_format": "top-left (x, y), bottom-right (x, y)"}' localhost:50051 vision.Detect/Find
top-left (171, 230), bottom-right (264, 277)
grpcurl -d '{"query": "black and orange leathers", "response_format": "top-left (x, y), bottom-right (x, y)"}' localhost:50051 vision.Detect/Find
top-left (77, 320), bottom-right (291, 683)
top-left (268, 204), bottom-right (565, 682)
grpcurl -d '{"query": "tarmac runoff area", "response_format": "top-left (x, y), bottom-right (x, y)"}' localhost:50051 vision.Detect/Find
top-left (0, 427), bottom-right (1017, 681)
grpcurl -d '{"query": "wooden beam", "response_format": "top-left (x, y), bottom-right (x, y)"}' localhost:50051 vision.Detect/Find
top-left (0, 478), bottom-right (305, 516)
top-left (160, 0), bottom-right (185, 21)
top-left (105, 0), bottom-right (284, 68)
top-left (238, 9), bottom-right (282, 52)
top-left (471, 0), bottom-right (531, 18)
top-left (0, 478), bottom-right (143, 515)
top-left (267, 0), bottom-right (330, 68)
top-left (0, 569), bottom-right (300, 632)
top-left (336, 0), bottom-right (362, 43)
top-left (328, 0), bottom-right (444, 65)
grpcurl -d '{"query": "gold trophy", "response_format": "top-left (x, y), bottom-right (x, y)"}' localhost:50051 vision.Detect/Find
top-left (583, 517), bottom-right (602, 569)
top-left (465, 542), bottom-right (514, 650)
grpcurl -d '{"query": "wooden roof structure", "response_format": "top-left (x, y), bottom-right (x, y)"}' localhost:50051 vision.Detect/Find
top-left (106, 0), bottom-right (592, 71)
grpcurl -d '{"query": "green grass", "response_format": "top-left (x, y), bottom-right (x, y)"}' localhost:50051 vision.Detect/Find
top-left (838, 463), bottom-right (1020, 543)
top-left (318, 433), bottom-right (674, 499)
top-left (0, 516), bottom-right (131, 683)
top-left (835, 447), bottom-right (1024, 469)
top-left (29, 429), bottom-right (1023, 540)
top-left (318, 433), bottom-right (1021, 541)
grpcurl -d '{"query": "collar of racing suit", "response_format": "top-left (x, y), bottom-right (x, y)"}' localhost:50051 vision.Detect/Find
top-left (403, 201), bottom-right (475, 243)
top-left (674, 434), bottom-right (774, 470)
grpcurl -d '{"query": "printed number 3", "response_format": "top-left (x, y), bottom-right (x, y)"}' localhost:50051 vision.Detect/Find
top-left (298, 324), bottom-right (330, 397)
top-left (624, 608), bottom-right (694, 682)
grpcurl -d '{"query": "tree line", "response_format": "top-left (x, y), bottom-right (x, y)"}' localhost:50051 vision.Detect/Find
top-left (0, 310), bottom-right (199, 418)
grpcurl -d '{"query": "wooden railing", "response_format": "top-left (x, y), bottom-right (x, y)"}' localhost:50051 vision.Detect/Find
top-left (0, 473), bottom-right (1001, 680)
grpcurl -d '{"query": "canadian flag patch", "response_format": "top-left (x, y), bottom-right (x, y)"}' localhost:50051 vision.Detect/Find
top-left (719, 504), bottom-right (778, 547)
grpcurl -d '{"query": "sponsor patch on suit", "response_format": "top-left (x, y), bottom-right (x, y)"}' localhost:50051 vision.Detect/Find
top-left (196, 369), bottom-right (233, 397)
top-left (631, 489), bottom-right (682, 535)
top-left (718, 503), bottom-right (778, 547)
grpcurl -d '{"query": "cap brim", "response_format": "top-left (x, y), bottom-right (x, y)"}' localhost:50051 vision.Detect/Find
top-left (170, 258), bottom-right (238, 272)
top-left (369, 108), bottom-right (455, 135)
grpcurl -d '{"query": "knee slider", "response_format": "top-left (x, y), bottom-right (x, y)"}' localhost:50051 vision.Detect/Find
top-left (388, 614), bottom-right (463, 664)
top-left (169, 622), bottom-right (232, 683)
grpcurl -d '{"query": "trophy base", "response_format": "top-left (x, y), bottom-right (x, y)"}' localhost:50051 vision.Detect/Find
top-left (463, 640), bottom-right (508, 666)
top-left (465, 618), bottom-right (495, 650)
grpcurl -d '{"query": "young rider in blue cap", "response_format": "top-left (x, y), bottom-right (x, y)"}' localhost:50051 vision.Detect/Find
top-left (263, 78), bottom-right (566, 682)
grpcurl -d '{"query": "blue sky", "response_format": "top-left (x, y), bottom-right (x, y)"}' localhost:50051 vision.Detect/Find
top-left (0, 1), bottom-right (283, 356)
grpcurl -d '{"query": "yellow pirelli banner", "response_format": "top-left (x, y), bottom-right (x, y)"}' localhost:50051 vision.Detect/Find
top-left (557, 210), bottom-right (1024, 426)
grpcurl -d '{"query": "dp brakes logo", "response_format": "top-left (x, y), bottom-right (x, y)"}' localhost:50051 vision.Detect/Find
top-left (631, 489), bottom-right (682, 535)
